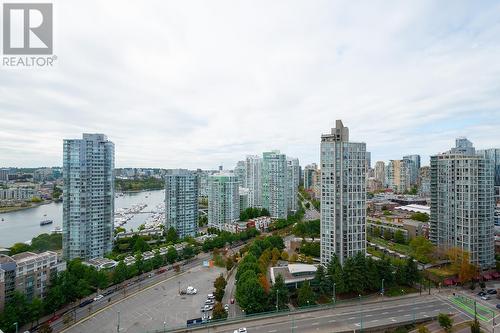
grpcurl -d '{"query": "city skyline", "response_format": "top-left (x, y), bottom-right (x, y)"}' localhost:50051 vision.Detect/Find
top-left (1, 1), bottom-right (500, 169)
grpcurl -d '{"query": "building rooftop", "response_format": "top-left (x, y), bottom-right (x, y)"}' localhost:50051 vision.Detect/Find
top-left (395, 204), bottom-right (430, 215)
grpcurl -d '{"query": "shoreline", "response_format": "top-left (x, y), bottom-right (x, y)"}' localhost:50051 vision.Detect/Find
top-left (118, 188), bottom-right (164, 194)
top-left (0, 200), bottom-right (55, 214)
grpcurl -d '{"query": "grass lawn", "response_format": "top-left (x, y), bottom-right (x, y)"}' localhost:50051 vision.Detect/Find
top-left (426, 266), bottom-right (456, 278)
top-left (370, 237), bottom-right (411, 255)
top-left (385, 285), bottom-right (418, 297)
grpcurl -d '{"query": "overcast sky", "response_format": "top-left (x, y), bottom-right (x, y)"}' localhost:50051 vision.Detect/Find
top-left (1, 0), bottom-right (499, 169)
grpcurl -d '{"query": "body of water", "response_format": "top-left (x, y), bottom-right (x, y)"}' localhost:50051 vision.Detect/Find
top-left (0, 190), bottom-right (165, 247)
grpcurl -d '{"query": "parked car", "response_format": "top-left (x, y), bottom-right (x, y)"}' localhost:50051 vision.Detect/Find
top-left (205, 299), bottom-right (215, 305)
top-left (477, 291), bottom-right (486, 297)
top-left (481, 295), bottom-right (491, 301)
top-left (204, 305), bottom-right (213, 311)
top-left (487, 289), bottom-right (497, 295)
top-left (79, 299), bottom-right (94, 308)
top-left (93, 294), bottom-right (103, 302)
top-left (496, 304), bottom-right (500, 309)
top-left (224, 304), bottom-right (229, 311)
top-left (207, 293), bottom-right (215, 300)
top-left (187, 286), bottom-right (198, 295)
top-left (230, 298), bottom-right (235, 304)
top-left (102, 289), bottom-right (114, 297)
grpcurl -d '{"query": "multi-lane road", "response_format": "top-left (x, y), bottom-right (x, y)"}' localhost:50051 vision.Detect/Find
top-left (185, 295), bottom-right (471, 333)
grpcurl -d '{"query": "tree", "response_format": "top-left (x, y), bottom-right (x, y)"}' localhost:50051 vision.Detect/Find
top-left (410, 212), bottom-right (429, 222)
top-left (373, 227), bottom-right (381, 238)
top-left (343, 253), bottom-right (366, 293)
top-left (297, 282), bottom-right (315, 307)
top-left (394, 230), bottom-right (406, 244)
top-left (402, 257), bottom-right (420, 286)
top-left (166, 247), bottom-right (178, 264)
top-left (281, 251), bottom-right (289, 261)
top-left (438, 313), bottom-right (453, 333)
top-left (9, 242), bottom-right (31, 255)
top-left (152, 252), bottom-right (164, 269)
top-left (417, 326), bottom-right (430, 333)
top-left (270, 274), bottom-right (289, 310)
top-left (214, 275), bottom-right (227, 290)
top-left (134, 253), bottom-right (145, 274)
top-left (29, 297), bottom-right (43, 327)
top-left (258, 273), bottom-right (270, 293)
top-left (409, 237), bottom-right (435, 264)
top-left (383, 228), bottom-right (392, 240)
top-left (182, 245), bottom-right (195, 259)
top-left (235, 271), bottom-right (268, 314)
top-left (215, 287), bottom-right (225, 302)
top-left (212, 302), bottom-right (228, 320)
top-left (271, 248), bottom-right (281, 265)
top-left (132, 237), bottom-right (150, 253)
top-left (327, 254), bottom-right (345, 294)
top-left (447, 247), bottom-right (477, 283)
top-left (112, 261), bottom-right (128, 284)
top-left (290, 253), bottom-right (299, 262)
top-left (470, 317), bottom-right (480, 333)
top-left (313, 265), bottom-right (329, 296)
top-left (166, 226), bottom-right (178, 243)
top-left (226, 257), bottom-right (234, 271)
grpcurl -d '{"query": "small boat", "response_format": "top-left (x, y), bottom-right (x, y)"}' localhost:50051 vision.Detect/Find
top-left (40, 219), bottom-right (53, 226)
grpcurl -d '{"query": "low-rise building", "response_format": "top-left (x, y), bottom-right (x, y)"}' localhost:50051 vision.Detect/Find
top-left (270, 263), bottom-right (317, 288)
top-left (83, 257), bottom-right (117, 271)
top-left (245, 216), bottom-right (271, 231)
top-left (0, 187), bottom-right (37, 201)
top-left (0, 251), bottom-right (66, 311)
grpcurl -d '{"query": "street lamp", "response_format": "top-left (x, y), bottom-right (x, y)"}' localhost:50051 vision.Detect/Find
top-left (276, 289), bottom-right (279, 312)
top-left (333, 282), bottom-right (336, 304)
top-left (163, 321), bottom-right (166, 332)
top-left (381, 278), bottom-right (384, 296)
top-left (359, 294), bottom-right (363, 332)
top-left (13, 322), bottom-right (18, 333)
top-left (117, 310), bottom-right (120, 332)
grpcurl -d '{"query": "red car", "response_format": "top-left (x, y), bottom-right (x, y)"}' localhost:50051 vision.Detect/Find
top-left (47, 314), bottom-right (61, 324)
top-left (230, 298), bottom-right (235, 304)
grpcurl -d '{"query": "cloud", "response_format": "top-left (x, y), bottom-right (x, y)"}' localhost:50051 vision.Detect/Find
top-left (1, 0), bottom-right (499, 168)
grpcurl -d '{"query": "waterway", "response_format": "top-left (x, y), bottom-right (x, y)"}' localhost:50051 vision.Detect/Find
top-left (0, 189), bottom-right (165, 247)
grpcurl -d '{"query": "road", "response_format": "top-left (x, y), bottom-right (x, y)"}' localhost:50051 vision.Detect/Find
top-left (222, 268), bottom-right (243, 319)
top-left (185, 295), bottom-right (462, 333)
top-left (299, 193), bottom-right (320, 221)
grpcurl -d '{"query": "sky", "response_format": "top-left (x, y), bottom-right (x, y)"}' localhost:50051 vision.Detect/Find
top-left (1, 0), bottom-right (500, 169)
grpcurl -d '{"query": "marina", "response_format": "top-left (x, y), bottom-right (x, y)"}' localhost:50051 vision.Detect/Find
top-left (0, 189), bottom-right (165, 247)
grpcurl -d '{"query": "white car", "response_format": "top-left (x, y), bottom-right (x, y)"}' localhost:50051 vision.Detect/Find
top-left (481, 295), bottom-right (491, 301)
top-left (93, 294), bottom-right (103, 302)
top-left (186, 286), bottom-right (198, 295)
top-left (207, 293), bottom-right (215, 299)
top-left (204, 305), bottom-right (213, 311)
top-left (233, 328), bottom-right (247, 333)
top-left (224, 304), bottom-right (229, 311)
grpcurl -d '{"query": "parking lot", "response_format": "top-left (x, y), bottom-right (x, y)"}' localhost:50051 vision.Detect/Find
top-left (63, 264), bottom-right (225, 333)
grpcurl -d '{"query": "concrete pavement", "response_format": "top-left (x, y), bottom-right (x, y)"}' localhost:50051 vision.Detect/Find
top-left (59, 264), bottom-right (225, 333)
top-left (184, 295), bottom-right (458, 333)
